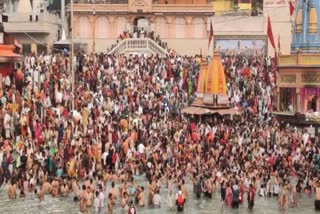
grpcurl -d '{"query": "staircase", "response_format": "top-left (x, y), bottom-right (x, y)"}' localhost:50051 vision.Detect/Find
top-left (108, 38), bottom-right (169, 57)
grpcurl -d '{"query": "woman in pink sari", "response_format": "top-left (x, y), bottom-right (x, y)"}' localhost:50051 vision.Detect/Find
top-left (34, 119), bottom-right (42, 145)
top-left (225, 182), bottom-right (233, 208)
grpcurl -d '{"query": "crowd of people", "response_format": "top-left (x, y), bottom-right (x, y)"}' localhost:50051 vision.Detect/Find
top-left (108, 29), bottom-right (168, 53)
top-left (0, 49), bottom-right (319, 214)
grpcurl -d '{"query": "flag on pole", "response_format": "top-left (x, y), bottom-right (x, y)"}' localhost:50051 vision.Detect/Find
top-left (289, 1), bottom-right (295, 16)
top-left (278, 34), bottom-right (280, 51)
top-left (208, 20), bottom-right (213, 49)
top-left (267, 16), bottom-right (276, 49)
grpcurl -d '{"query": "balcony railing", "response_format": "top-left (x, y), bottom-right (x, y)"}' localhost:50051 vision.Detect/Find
top-left (108, 38), bottom-right (168, 56)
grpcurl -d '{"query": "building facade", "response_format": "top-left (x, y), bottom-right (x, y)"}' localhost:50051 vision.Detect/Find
top-left (277, 0), bottom-right (320, 120)
top-left (72, 0), bottom-right (291, 56)
top-left (3, 0), bottom-right (61, 54)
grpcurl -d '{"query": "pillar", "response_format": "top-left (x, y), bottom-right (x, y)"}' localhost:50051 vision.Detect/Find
top-left (31, 43), bottom-right (37, 54)
top-left (297, 49), bottom-right (302, 64)
top-left (61, 0), bottom-right (65, 33)
top-left (296, 88), bottom-right (300, 112)
top-left (301, 0), bottom-right (308, 43)
top-left (185, 16), bottom-right (193, 39)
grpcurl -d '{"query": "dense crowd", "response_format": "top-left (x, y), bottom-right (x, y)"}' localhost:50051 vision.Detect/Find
top-left (0, 50), bottom-right (319, 214)
top-left (108, 29), bottom-right (168, 52)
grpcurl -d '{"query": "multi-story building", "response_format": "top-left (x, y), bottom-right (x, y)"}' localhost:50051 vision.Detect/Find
top-left (71, 0), bottom-right (291, 56)
top-left (276, 0), bottom-right (320, 134)
top-left (2, 0), bottom-right (61, 54)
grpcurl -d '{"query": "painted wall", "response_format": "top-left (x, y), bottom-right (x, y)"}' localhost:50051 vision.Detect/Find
top-left (263, 1), bottom-right (292, 56)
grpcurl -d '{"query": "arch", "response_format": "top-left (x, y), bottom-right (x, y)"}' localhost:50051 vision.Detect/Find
top-left (79, 16), bottom-right (89, 39)
top-left (193, 17), bottom-right (204, 38)
top-left (96, 16), bottom-right (107, 39)
top-left (175, 17), bottom-right (186, 38)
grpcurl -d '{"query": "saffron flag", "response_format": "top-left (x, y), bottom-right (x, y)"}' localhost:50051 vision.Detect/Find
top-left (289, 1), bottom-right (295, 16)
top-left (208, 21), bottom-right (213, 49)
top-left (267, 16), bottom-right (276, 49)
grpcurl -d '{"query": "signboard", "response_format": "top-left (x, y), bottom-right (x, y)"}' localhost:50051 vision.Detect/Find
top-left (128, 0), bottom-right (152, 13)
top-left (215, 38), bottom-right (267, 57)
top-left (264, 0), bottom-right (291, 7)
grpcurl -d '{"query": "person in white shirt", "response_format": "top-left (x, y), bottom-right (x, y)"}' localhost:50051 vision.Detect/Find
top-left (94, 191), bottom-right (100, 213)
top-left (138, 143), bottom-right (145, 154)
top-left (98, 187), bottom-right (105, 208)
top-left (4, 111), bottom-right (12, 139)
top-left (153, 190), bottom-right (161, 208)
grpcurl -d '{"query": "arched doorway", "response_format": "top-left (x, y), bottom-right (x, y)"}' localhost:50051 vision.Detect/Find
top-left (133, 16), bottom-right (150, 32)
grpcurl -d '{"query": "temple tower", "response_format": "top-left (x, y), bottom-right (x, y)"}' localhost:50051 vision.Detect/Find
top-left (291, 0), bottom-right (320, 53)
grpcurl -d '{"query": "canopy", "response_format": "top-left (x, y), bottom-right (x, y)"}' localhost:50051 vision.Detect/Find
top-left (0, 44), bottom-right (22, 63)
top-left (181, 106), bottom-right (241, 116)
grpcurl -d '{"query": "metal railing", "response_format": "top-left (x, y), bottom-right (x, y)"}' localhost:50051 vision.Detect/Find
top-left (108, 38), bottom-right (168, 56)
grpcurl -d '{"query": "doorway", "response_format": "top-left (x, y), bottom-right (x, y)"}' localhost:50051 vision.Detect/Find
top-left (133, 16), bottom-right (150, 33)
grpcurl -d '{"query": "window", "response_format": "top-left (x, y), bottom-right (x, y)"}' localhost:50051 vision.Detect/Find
top-left (280, 88), bottom-right (296, 112)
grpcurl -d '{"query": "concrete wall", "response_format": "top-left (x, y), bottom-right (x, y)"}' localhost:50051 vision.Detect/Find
top-left (80, 39), bottom-right (117, 53)
top-left (163, 38), bottom-right (208, 56)
top-left (264, 4), bottom-right (292, 56)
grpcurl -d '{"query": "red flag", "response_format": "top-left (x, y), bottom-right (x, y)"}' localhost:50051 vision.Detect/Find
top-left (289, 1), bottom-right (295, 16)
top-left (208, 21), bottom-right (213, 49)
top-left (267, 16), bottom-right (276, 49)
top-left (278, 34), bottom-right (280, 51)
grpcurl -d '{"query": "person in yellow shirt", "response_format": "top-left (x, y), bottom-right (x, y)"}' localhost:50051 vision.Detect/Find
top-left (82, 105), bottom-right (89, 134)
top-left (120, 118), bottom-right (128, 132)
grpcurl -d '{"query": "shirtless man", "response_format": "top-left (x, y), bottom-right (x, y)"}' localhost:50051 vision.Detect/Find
top-left (108, 193), bottom-right (114, 214)
top-left (138, 186), bottom-right (145, 207)
top-left (181, 179), bottom-right (188, 202)
top-left (8, 181), bottom-right (17, 199)
top-left (315, 180), bottom-right (320, 211)
top-left (61, 182), bottom-right (69, 196)
top-left (80, 185), bottom-right (88, 213)
top-left (86, 187), bottom-right (93, 207)
top-left (42, 180), bottom-right (51, 194)
top-left (51, 178), bottom-right (59, 197)
top-left (109, 182), bottom-right (117, 201)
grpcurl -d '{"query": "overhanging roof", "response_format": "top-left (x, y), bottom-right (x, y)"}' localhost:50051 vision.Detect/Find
top-left (0, 44), bottom-right (22, 63)
top-left (3, 22), bottom-right (52, 33)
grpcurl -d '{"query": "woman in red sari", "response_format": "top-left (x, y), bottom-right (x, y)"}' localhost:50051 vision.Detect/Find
top-left (225, 182), bottom-right (233, 208)
top-left (239, 180), bottom-right (245, 204)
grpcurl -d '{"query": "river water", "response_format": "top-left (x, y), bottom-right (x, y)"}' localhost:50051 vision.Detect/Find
top-left (0, 175), bottom-right (318, 214)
